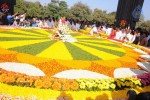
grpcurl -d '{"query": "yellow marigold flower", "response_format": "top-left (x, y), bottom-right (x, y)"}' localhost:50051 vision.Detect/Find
top-left (109, 78), bottom-right (115, 82)
top-left (117, 82), bottom-right (121, 88)
top-left (110, 84), bottom-right (116, 89)
top-left (95, 79), bottom-right (100, 83)
top-left (120, 78), bottom-right (125, 82)
top-left (93, 83), bottom-right (97, 87)
top-left (86, 82), bottom-right (93, 88)
top-left (98, 84), bottom-right (103, 90)
top-left (125, 82), bottom-right (130, 87)
top-left (103, 83), bottom-right (110, 89)
top-left (125, 77), bottom-right (130, 81)
top-left (88, 79), bottom-right (94, 83)
top-left (34, 79), bottom-right (43, 89)
top-left (129, 82), bottom-right (134, 87)
top-left (100, 79), bottom-right (105, 83)
top-left (76, 79), bottom-right (83, 83)
top-left (135, 80), bottom-right (141, 86)
top-left (79, 82), bottom-right (86, 89)
top-left (121, 82), bottom-right (125, 87)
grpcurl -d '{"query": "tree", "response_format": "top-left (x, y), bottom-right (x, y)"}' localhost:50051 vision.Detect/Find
top-left (14, 0), bottom-right (26, 13)
top-left (51, 0), bottom-right (59, 6)
top-left (107, 12), bottom-right (116, 24)
top-left (15, 0), bottom-right (42, 17)
top-left (92, 8), bottom-right (104, 22)
top-left (59, 1), bottom-right (68, 9)
top-left (40, 5), bottom-right (48, 18)
top-left (26, 2), bottom-right (41, 17)
top-left (46, 3), bottom-right (60, 18)
top-left (70, 2), bottom-right (92, 22)
top-left (138, 20), bottom-right (150, 31)
top-left (136, 15), bottom-right (145, 28)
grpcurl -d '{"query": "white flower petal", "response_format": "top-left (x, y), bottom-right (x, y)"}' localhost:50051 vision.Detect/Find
top-left (53, 70), bottom-right (110, 79)
top-left (0, 62), bottom-right (45, 76)
top-left (134, 49), bottom-right (148, 55)
top-left (140, 55), bottom-right (150, 61)
top-left (114, 68), bottom-right (147, 78)
top-left (137, 62), bottom-right (150, 72)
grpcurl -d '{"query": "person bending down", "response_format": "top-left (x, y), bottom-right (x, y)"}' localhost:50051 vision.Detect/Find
top-left (90, 26), bottom-right (100, 37)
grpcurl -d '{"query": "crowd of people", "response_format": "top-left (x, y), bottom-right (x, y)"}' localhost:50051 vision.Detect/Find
top-left (0, 11), bottom-right (150, 47)
top-left (127, 90), bottom-right (150, 100)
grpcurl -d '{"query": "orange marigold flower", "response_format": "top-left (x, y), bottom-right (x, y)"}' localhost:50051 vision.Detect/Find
top-left (43, 80), bottom-right (52, 89)
top-left (58, 79), bottom-right (67, 84)
top-left (52, 82), bottom-right (61, 90)
top-left (26, 79), bottom-right (34, 86)
top-left (0, 74), bottom-right (7, 82)
top-left (16, 77), bottom-right (25, 83)
top-left (34, 79), bottom-right (43, 89)
top-left (70, 81), bottom-right (79, 90)
top-left (62, 83), bottom-right (70, 91)
top-left (68, 79), bottom-right (74, 83)
top-left (6, 76), bottom-right (15, 83)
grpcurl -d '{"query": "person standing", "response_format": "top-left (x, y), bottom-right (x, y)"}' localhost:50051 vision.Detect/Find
top-left (147, 32), bottom-right (150, 47)
top-left (133, 30), bottom-right (141, 45)
top-left (7, 12), bottom-right (18, 25)
top-left (19, 12), bottom-right (27, 26)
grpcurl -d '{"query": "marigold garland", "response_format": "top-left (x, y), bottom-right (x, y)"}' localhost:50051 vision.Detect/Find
top-left (120, 20), bottom-right (127, 27)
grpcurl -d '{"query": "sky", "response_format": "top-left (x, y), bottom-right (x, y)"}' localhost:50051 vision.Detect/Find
top-left (26, 0), bottom-right (150, 20)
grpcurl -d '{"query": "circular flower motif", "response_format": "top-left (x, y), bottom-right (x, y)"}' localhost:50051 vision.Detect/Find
top-left (110, 84), bottom-right (116, 89)
top-left (70, 81), bottom-right (79, 90)
top-left (52, 82), bottom-right (61, 90)
top-left (42, 80), bottom-right (52, 89)
top-left (34, 79), bottom-right (43, 89)
top-left (62, 83), bottom-right (70, 91)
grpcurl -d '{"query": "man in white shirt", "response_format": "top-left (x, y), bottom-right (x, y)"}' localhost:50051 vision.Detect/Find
top-left (115, 28), bottom-right (122, 40)
top-left (106, 26), bottom-right (112, 36)
top-left (120, 29), bottom-right (127, 40)
top-left (19, 12), bottom-right (26, 26)
top-left (90, 26), bottom-right (99, 36)
top-left (76, 22), bottom-right (81, 31)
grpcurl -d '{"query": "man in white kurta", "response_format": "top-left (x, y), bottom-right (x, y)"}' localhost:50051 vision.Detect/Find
top-left (90, 26), bottom-right (98, 36)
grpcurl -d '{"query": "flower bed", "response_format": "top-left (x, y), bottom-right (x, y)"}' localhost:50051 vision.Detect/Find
top-left (0, 28), bottom-right (150, 99)
top-left (0, 67), bottom-right (150, 91)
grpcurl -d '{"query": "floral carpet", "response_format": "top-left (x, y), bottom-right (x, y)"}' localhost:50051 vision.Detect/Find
top-left (0, 28), bottom-right (150, 100)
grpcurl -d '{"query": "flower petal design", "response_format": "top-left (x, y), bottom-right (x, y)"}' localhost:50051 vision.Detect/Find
top-left (137, 62), bottom-right (150, 72)
top-left (0, 62), bottom-right (45, 76)
top-left (114, 68), bottom-right (147, 78)
top-left (122, 43), bottom-right (136, 49)
top-left (133, 49), bottom-right (148, 55)
top-left (53, 70), bottom-right (110, 79)
top-left (140, 55), bottom-right (150, 61)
